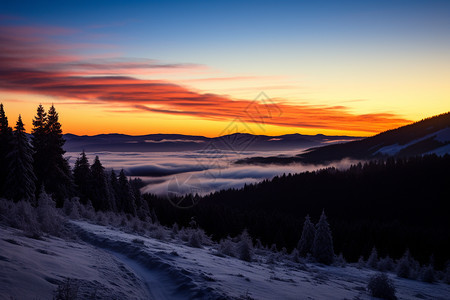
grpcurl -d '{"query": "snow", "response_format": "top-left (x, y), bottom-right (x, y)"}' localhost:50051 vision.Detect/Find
top-left (435, 127), bottom-right (450, 143)
top-left (427, 143), bottom-right (450, 156)
top-left (1, 221), bottom-right (449, 299)
top-left (0, 225), bottom-right (149, 299)
top-left (375, 127), bottom-right (450, 156)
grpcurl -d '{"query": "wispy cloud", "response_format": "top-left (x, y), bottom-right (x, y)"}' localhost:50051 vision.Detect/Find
top-left (0, 25), bottom-right (411, 134)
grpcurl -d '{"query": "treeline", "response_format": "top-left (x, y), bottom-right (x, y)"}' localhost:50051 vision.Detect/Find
top-left (0, 103), bottom-right (147, 217)
top-left (145, 154), bottom-right (450, 269)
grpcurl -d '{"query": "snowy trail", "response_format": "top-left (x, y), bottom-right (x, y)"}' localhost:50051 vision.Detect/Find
top-left (70, 221), bottom-right (224, 300)
top-left (107, 250), bottom-right (185, 300)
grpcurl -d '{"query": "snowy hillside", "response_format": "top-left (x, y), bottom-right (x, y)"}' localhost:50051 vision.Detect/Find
top-left (240, 112), bottom-right (450, 164)
top-left (1, 220), bottom-right (449, 300)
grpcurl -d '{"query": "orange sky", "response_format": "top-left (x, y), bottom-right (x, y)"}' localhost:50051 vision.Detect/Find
top-left (1, 15), bottom-right (448, 137)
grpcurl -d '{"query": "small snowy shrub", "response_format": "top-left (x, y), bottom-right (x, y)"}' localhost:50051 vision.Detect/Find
top-left (0, 198), bottom-right (12, 222)
top-left (420, 265), bottom-right (435, 283)
top-left (95, 212), bottom-right (108, 226)
top-left (63, 197), bottom-right (81, 219)
top-left (378, 256), bottom-right (395, 272)
top-left (291, 248), bottom-right (301, 263)
top-left (334, 253), bottom-right (346, 267)
top-left (37, 190), bottom-right (62, 236)
top-left (151, 226), bottom-right (167, 241)
top-left (178, 228), bottom-right (190, 242)
top-left (79, 200), bottom-right (95, 220)
top-left (11, 200), bottom-right (41, 238)
top-left (172, 223), bottom-right (179, 234)
top-left (188, 230), bottom-right (202, 248)
top-left (237, 230), bottom-right (253, 262)
top-left (357, 256), bottom-right (366, 269)
top-left (367, 273), bottom-right (397, 300)
top-left (219, 237), bottom-right (235, 257)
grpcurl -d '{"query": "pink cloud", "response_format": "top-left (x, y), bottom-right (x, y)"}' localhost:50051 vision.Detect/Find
top-left (0, 25), bottom-right (411, 134)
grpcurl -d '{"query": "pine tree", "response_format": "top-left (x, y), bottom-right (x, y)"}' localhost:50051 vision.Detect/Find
top-left (73, 151), bottom-right (91, 204)
top-left (5, 116), bottom-right (36, 202)
top-left (31, 104), bottom-right (48, 192)
top-left (90, 156), bottom-right (110, 211)
top-left (117, 169), bottom-right (136, 215)
top-left (0, 103), bottom-right (13, 197)
top-left (107, 169), bottom-right (118, 212)
top-left (297, 214), bottom-right (316, 257)
top-left (42, 105), bottom-right (74, 203)
top-left (312, 210), bottom-right (334, 265)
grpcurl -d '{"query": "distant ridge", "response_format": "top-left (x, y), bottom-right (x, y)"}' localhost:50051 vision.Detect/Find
top-left (238, 112), bottom-right (450, 164)
top-left (63, 132), bottom-right (359, 153)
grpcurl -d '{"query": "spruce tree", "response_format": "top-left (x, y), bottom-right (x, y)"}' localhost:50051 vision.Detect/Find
top-left (43, 105), bottom-right (74, 203)
top-left (31, 104), bottom-right (48, 192)
top-left (312, 210), bottom-right (334, 265)
top-left (90, 156), bottom-right (110, 211)
top-left (297, 214), bottom-right (316, 257)
top-left (107, 169), bottom-right (119, 212)
top-left (73, 151), bottom-right (91, 204)
top-left (5, 116), bottom-right (36, 202)
top-left (117, 169), bottom-right (136, 215)
top-left (0, 103), bottom-right (13, 197)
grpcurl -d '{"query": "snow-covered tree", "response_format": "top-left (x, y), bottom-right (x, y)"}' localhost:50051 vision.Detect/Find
top-left (367, 247), bottom-right (379, 269)
top-left (378, 255), bottom-right (395, 271)
top-left (237, 229), bottom-right (253, 262)
top-left (312, 210), bottom-right (334, 265)
top-left (396, 249), bottom-right (419, 279)
top-left (297, 214), bottom-right (316, 257)
top-left (5, 116), bottom-right (36, 202)
top-left (420, 264), bottom-right (435, 283)
top-left (36, 189), bottom-right (61, 235)
top-left (0, 103), bottom-right (13, 197)
top-left (219, 237), bottom-right (235, 257)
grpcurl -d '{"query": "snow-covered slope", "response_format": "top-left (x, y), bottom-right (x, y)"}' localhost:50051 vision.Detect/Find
top-left (375, 127), bottom-right (450, 156)
top-left (2, 221), bottom-right (448, 299)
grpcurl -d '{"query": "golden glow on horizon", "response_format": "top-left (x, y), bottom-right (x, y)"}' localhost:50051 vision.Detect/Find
top-left (1, 91), bottom-right (416, 138)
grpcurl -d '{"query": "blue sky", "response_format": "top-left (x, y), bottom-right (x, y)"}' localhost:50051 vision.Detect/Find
top-left (1, 0), bottom-right (449, 136)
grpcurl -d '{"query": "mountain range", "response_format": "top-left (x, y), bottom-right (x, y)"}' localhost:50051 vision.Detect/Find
top-left (63, 132), bottom-right (358, 153)
top-left (237, 112), bottom-right (450, 164)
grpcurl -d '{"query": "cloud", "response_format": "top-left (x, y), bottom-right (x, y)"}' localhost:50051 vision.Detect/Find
top-left (0, 25), bottom-right (411, 134)
top-left (66, 150), bottom-right (362, 196)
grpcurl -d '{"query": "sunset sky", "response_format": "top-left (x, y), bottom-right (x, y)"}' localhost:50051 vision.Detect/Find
top-left (1, 0), bottom-right (449, 137)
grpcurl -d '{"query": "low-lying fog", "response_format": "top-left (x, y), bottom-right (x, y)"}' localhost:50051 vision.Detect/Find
top-left (67, 149), bottom-right (359, 197)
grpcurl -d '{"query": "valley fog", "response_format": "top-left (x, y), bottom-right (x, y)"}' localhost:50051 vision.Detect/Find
top-left (67, 150), bottom-right (360, 196)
